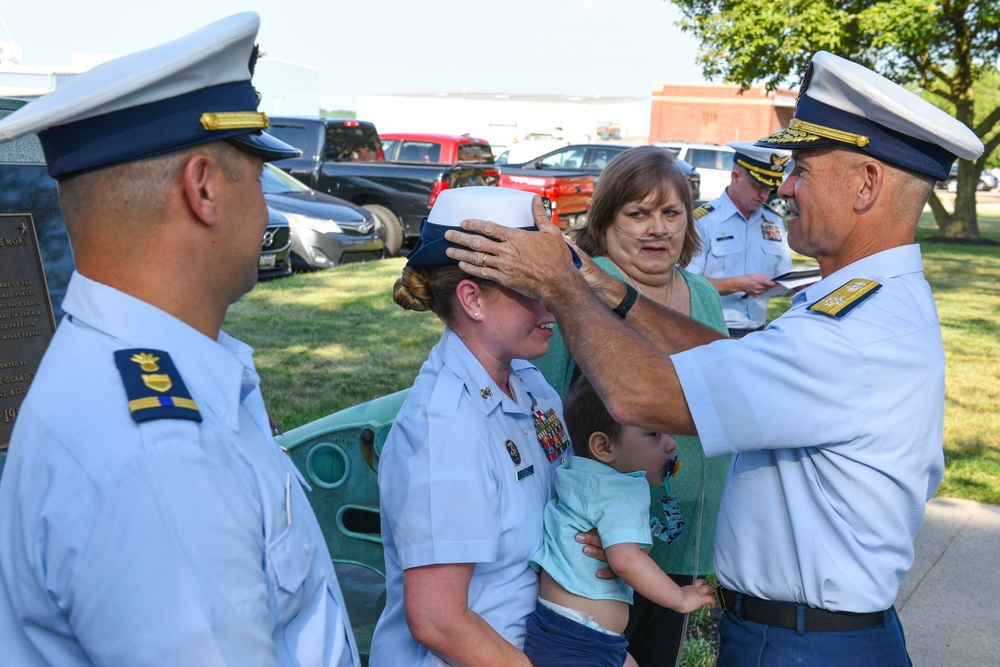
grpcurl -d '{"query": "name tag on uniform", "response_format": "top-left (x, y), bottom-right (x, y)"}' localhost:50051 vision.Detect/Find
top-left (715, 233), bottom-right (734, 241)
top-left (761, 222), bottom-right (783, 241)
top-left (516, 465), bottom-right (535, 481)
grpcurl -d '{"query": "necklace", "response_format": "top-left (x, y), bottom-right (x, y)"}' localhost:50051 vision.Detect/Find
top-left (611, 259), bottom-right (679, 310)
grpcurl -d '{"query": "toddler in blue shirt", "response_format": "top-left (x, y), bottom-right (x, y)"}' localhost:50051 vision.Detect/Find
top-left (526, 376), bottom-right (716, 667)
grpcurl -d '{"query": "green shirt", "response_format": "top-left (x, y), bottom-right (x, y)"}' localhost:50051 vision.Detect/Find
top-left (531, 256), bottom-right (730, 575)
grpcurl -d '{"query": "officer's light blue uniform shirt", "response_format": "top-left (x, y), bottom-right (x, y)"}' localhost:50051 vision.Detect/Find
top-left (371, 328), bottom-right (567, 666)
top-left (0, 272), bottom-right (359, 667)
top-left (530, 457), bottom-right (651, 603)
top-left (673, 245), bottom-right (945, 613)
top-left (688, 189), bottom-right (793, 330)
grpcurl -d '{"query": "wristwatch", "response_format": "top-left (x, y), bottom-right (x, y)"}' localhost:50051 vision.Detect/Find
top-left (612, 284), bottom-right (638, 319)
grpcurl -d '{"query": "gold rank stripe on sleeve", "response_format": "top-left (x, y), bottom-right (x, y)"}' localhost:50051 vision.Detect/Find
top-left (693, 204), bottom-right (714, 220)
top-left (808, 278), bottom-right (882, 318)
top-left (128, 396), bottom-right (200, 414)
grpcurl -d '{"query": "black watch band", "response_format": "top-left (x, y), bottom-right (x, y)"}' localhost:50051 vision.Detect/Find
top-left (612, 284), bottom-right (638, 319)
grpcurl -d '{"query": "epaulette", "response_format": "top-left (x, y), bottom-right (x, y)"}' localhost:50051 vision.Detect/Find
top-left (807, 278), bottom-right (881, 319)
top-left (692, 204), bottom-right (714, 220)
top-left (114, 349), bottom-right (202, 423)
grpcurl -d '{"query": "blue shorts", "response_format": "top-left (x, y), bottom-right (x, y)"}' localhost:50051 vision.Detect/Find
top-left (523, 601), bottom-right (630, 667)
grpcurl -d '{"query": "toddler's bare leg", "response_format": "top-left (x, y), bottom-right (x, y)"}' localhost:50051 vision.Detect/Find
top-left (624, 652), bottom-right (639, 667)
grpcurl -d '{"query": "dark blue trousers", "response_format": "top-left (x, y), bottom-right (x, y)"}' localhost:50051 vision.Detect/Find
top-left (718, 605), bottom-right (912, 667)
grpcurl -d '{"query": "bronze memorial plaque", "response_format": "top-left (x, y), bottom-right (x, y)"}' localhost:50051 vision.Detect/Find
top-left (0, 213), bottom-right (56, 450)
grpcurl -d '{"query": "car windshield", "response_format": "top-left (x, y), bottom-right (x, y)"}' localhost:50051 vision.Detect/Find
top-left (260, 164), bottom-right (310, 194)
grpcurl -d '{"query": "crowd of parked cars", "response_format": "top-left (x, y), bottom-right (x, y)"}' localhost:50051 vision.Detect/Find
top-left (252, 118), bottom-right (768, 279)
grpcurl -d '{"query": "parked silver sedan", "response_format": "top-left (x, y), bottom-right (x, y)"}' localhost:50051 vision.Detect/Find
top-left (260, 164), bottom-right (385, 270)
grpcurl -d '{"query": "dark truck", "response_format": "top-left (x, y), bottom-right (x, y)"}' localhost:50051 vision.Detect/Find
top-left (266, 117), bottom-right (499, 255)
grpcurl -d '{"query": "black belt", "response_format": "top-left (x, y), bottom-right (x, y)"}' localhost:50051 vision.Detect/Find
top-left (717, 587), bottom-right (889, 632)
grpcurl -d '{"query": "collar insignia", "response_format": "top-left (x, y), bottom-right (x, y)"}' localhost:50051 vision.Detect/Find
top-left (480, 387), bottom-right (493, 399)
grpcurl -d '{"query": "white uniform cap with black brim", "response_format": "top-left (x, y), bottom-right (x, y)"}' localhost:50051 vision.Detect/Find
top-left (0, 12), bottom-right (299, 180)
top-left (755, 51), bottom-right (983, 181)
top-left (726, 141), bottom-right (791, 188)
top-left (406, 186), bottom-right (581, 269)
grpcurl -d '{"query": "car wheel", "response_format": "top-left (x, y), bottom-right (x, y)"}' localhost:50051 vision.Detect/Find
top-left (363, 204), bottom-right (403, 257)
top-left (946, 179), bottom-right (958, 193)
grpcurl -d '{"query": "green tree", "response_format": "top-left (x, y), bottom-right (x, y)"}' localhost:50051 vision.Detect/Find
top-left (671, 0), bottom-right (1000, 240)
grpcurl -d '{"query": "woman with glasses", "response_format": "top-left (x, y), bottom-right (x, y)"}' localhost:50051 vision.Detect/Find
top-left (537, 145), bottom-right (729, 667)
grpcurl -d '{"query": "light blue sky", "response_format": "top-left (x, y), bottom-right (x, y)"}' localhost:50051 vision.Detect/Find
top-left (0, 0), bottom-right (708, 109)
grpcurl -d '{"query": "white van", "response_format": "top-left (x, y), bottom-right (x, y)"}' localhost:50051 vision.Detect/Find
top-left (654, 142), bottom-right (735, 201)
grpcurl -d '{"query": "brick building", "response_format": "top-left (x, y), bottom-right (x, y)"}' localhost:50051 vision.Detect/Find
top-left (649, 82), bottom-right (797, 145)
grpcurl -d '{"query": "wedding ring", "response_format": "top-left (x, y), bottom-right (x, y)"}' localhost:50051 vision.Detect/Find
top-left (478, 252), bottom-right (487, 267)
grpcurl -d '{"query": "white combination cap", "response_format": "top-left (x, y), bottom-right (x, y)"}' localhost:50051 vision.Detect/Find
top-left (406, 187), bottom-right (580, 268)
top-left (0, 12), bottom-right (298, 179)
top-left (756, 51), bottom-right (983, 180)
top-left (726, 141), bottom-right (792, 188)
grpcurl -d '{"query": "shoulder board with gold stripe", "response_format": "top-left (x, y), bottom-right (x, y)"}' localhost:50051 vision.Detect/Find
top-left (693, 204), bottom-right (714, 220)
top-left (807, 278), bottom-right (881, 319)
top-left (114, 349), bottom-right (202, 423)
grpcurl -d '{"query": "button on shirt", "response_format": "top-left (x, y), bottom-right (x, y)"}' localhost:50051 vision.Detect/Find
top-left (673, 245), bottom-right (945, 613)
top-left (0, 272), bottom-right (359, 667)
top-left (371, 328), bottom-right (566, 666)
top-left (688, 190), bottom-right (793, 329)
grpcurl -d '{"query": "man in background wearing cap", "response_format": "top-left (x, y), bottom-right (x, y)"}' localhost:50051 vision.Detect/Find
top-left (445, 50), bottom-right (982, 665)
top-left (0, 13), bottom-right (358, 667)
top-left (687, 142), bottom-right (793, 337)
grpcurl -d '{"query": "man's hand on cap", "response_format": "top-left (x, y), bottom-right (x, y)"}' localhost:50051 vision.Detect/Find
top-left (445, 195), bottom-right (574, 299)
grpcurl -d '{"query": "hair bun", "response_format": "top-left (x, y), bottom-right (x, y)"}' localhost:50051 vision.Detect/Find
top-left (393, 267), bottom-right (433, 312)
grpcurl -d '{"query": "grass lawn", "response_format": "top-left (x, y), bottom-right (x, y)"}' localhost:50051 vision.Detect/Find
top-left (226, 212), bottom-right (1000, 504)
top-left (918, 210), bottom-right (1000, 503)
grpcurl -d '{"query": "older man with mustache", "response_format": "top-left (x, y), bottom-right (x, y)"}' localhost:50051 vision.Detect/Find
top-left (443, 51), bottom-right (983, 666)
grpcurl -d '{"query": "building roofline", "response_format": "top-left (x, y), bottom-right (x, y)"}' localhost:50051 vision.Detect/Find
top-left (357, 91), bottom-right (647, 103)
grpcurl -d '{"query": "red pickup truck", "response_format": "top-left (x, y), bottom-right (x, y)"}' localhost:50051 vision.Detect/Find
top-left (380, 132), bottom-right (594, 230)
top-left (496, 170), bottom-right (594, 230)
top-left (380, 132), bottom-right (496, 166)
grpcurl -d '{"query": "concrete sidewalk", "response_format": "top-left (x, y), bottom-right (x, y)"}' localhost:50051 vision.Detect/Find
top-left (897, 497), bottom-right (1000, 666)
